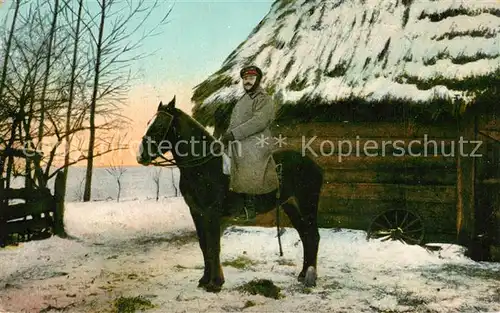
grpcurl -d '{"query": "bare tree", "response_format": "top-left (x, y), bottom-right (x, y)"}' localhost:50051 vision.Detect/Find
top-left (60, 0), bottom-right (84, 206)
top-left (37, 0), bottom-right (60, 166)
top-left (1, 0), bottom-right (129, 184)
top-left (0, 0), bottom-right (170, 213)
top-left (152, 167), bottom-right (161, 201)
top-left (1, 0), bottom-right (88, 190)
top-left (82, 0), bottom-right (171, 202)
top-left (0, 0), bottom-right (20, 110)
top-left (106, 159), bottom-right (127, 202)
top-left (2, 2), bottom-right (84, 187)
top-left (82, 0), bottom-right (106, 202)
top-left (0, 0), bottom-right (21, 191)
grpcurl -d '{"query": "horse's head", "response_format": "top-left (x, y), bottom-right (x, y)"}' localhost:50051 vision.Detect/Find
top-left (136, 96), bottom-right (177, 165)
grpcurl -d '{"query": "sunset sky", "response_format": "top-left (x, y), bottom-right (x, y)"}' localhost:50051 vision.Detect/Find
top-left (0, 0), bottom-right (273, 166)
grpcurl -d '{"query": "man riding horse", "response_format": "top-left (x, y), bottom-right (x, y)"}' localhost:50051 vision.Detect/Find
top-left (136, 75), bottom-right (323, 291)
top-left (219, 65), bottom-right (279, 220)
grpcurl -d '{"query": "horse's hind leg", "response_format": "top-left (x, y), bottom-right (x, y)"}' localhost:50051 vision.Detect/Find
top-left (301, 190), bottom-right (321, 287)
top-left (282, 200), bottom-right (320, 287)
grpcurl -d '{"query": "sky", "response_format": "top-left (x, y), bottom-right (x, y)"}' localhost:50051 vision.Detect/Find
top-left (0, 0), bottom-right (274, 165)
top-left (123, 0), bottom-right (273, 88)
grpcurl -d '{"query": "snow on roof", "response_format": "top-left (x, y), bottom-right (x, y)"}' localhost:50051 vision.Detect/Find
top-left (191, 0), bottom-right (500, 125)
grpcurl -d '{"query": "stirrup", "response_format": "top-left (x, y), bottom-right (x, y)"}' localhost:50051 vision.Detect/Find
top-left (244, 195), bottom-right (256, 220)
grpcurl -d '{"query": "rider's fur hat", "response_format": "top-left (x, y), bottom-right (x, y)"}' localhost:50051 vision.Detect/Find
top-left (240, 65), bottom-right (263, 79)
top-left (240, 65), bottom-right (263, 93)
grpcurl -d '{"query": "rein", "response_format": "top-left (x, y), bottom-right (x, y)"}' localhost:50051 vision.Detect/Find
top-left (153, 151), bottom-right (218, 168)
top-left (150, 113), bottom-right (220, 169)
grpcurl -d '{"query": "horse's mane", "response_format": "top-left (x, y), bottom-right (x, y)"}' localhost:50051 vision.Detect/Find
top-left (175, 108), bottom-right (217, 141)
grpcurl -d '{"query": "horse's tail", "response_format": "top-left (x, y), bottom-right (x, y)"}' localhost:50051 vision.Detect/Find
top-left (299, 153), bottom-right (323, 214)
top-left (277, 150), bottom-right (323, 211)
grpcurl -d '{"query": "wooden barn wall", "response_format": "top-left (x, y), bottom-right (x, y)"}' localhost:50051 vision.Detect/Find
top-left (271, 122), bottom-right (458, 243)
top-left (476, 114), bottom-right (500, 261)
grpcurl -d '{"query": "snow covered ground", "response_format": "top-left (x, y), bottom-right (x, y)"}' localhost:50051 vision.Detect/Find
top-left (9, 166), bottom-right (181, 203)
top-left (1, 196), bottom-right (500, 313)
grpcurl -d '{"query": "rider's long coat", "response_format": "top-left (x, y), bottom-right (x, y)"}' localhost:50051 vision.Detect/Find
top-left (226, 86), bottom-right (279, 194)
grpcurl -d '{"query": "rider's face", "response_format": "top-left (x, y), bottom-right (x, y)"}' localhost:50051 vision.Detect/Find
top-left (242, 75), bottom-right (257, 91)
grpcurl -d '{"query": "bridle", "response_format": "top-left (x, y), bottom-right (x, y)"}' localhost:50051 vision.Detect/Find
top-left (145, 111), bottom-right (220, 168)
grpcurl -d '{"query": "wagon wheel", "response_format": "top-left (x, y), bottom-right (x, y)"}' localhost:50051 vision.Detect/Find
top-left (367, 209), bottom-right (424, 245)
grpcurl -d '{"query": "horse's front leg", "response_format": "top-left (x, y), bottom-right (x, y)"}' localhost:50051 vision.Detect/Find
top-left (190, 212), bottom-right (210, 287)
top-left (203, 214), bottom-right (225, 293)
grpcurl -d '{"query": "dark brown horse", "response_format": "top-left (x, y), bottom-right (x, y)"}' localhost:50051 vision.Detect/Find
top-left (136, 96), bottom-right (324, 292)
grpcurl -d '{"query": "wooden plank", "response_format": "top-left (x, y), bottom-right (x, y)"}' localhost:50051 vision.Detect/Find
top-left (319, 198), bottom-right (406, 216)
top-left (408, 201), bottom-right (457, 235)
top-left (494, 189), bottom-right (500, 247)
top-left (3, 188), bottom-right (52, 201)
top-left (53, 171), bottom-right (65, 236)
top-left (320, 182), bottom-right (456, 203)
top-left (478, 112), bottom-right (499, 131)
top-left (311, 155), bottom-right (456, 170)
top-left (275, 136), bottom-right (458, 156)
top-left (317, 213), bottom-right (373, 230)
top-left (475, 131), bottom-right (492, 242)
top-left (456, 115), bottom-right (476, 254)
top-left (474, 183), bottom-right (498, 255)
top-left (493, 161), bottom-right (500, 246)
top-left (475, 131), bottom-right (500, 255)
top-left (0, 148), bottom-right (43, 160)
top-left (323, 168), bottom-right (456, 185)
top-left (272, 122), bottom-right (458, 139)
top-left (317, 200), bottom-right (456, 237)
top-left (484, 136), bottom-right (500, 247)
top-left (479, 179), bottom-right (500, 185)
top-left (2, 200), bottom-right (54, 221)
top-left (477, 132), bottom-right (500, 180)
top-left (491, 246), bottom-right (500, 262)
top-left (5, 216), bottom-right (53, 235)
top-left (479, 130), bottom-right (500, 142)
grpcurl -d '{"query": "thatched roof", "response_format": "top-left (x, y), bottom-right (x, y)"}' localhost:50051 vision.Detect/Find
top-left (191, 0), bottom-right (500, 126)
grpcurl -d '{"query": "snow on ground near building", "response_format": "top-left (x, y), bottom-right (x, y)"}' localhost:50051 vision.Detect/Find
top-left (1, 197), bottom-right (500, 313)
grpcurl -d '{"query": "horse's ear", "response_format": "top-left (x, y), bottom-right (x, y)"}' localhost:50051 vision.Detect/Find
top-left (167, 95), bottom-right (176, 108)
top-left (158, 101), bottom-right (163, 110)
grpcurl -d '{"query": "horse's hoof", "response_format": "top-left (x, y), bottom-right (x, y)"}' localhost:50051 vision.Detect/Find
top-left (298, 273), bottom-right (305, 282)
top-left (303, 266), bottom-right (317, 287)
top-left (203, 283), bottom-right (222, 293)
top-left (198, 281), bottom-right (208, 288)
top-left (198, 277), bottom-right (209, 287)
top-left (298, 269), bottom-right (306, 282)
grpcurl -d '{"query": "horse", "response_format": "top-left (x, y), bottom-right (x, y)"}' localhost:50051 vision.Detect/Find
top-left (136, 96), bottom-right (324, 293)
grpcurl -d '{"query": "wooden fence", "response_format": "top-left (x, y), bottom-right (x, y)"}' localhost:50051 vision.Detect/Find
top-left (0, 171), bottom-right (65, 247)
